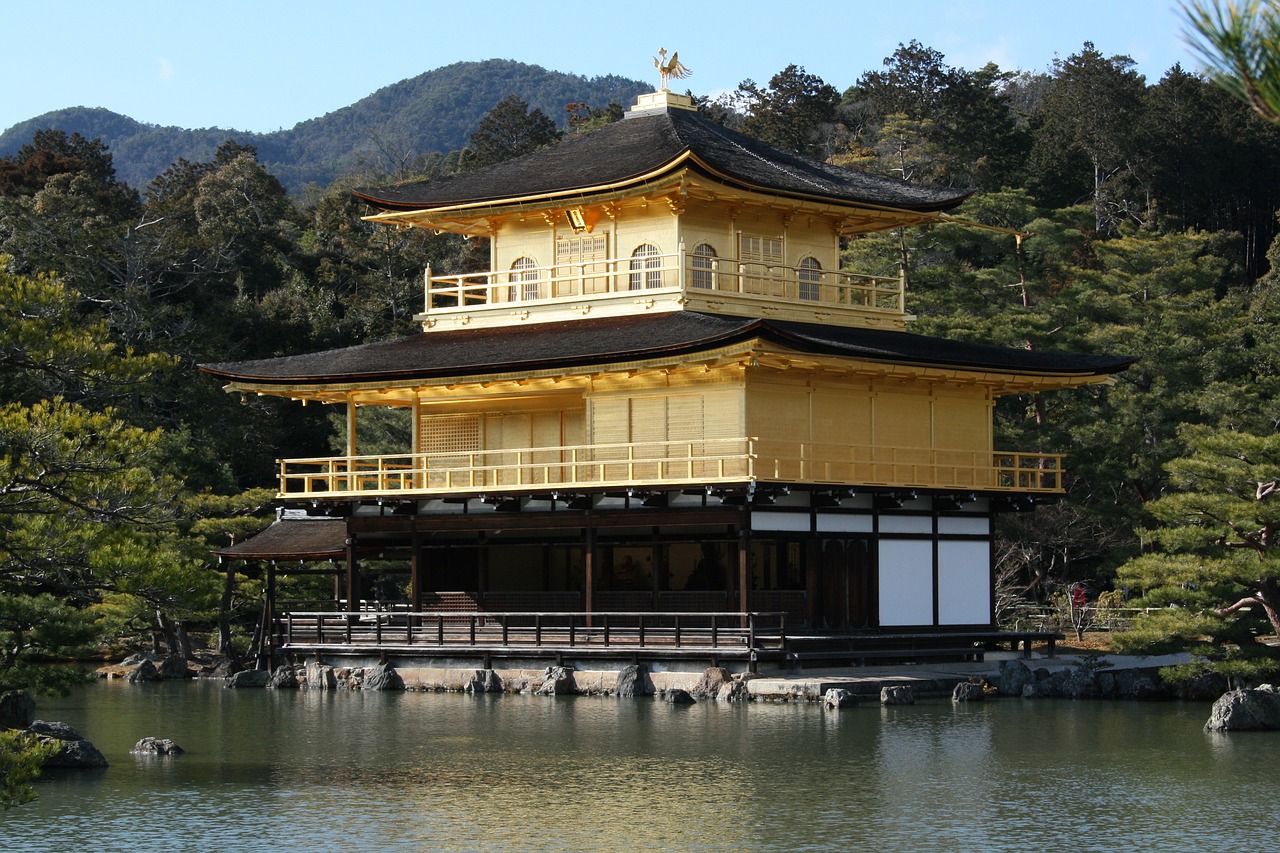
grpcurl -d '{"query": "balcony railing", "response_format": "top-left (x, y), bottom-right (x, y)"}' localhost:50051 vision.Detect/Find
top-left (277, 438), bottom-right (1064, 499)
top-left (279, 610), bottom-right (787, 655)
top-left (421, 250), bottom-right (905, 321)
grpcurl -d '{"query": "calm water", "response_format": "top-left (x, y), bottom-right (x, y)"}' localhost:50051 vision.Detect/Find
top-left (4, 679), bottom-right (1277, 852)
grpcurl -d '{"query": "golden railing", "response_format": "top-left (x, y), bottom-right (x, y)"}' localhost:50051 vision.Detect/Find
top-left (277, 438), bottom-right (1064, 498)
top-left (422, 251), bottom-right (905, 315)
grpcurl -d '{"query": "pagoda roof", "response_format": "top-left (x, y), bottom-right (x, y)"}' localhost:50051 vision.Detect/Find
top-left (201, 312), bottom-right (1133, 387)
top-left (353, 106), bottom-right (969, 215)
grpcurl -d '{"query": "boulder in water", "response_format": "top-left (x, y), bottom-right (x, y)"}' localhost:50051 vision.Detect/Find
top-left (1205, 685), bottom-right (1280, 732)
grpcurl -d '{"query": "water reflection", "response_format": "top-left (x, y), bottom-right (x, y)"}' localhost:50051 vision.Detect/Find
top-left (5, 683), bottom-right (1280, 852)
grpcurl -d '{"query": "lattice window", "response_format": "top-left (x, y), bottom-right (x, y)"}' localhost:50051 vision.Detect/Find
top-left (508, 256), bottom-right (540, 301)
top-left (690, 243), bottom-right (717, 289)
top-left (739, 235), bottom-right (783, 264)
top-left (798, 256), bottom-right (822, 301)
top-left (628, 243), bottom-right (662, 290)
top-left (420, 413), bottom-right (481, 455)
top-left (556, 234), bottom-right (608, 264)
top-left (556, 234), bottom-right (609, 295)
top-left (739, 235), bottom-right (783, 294)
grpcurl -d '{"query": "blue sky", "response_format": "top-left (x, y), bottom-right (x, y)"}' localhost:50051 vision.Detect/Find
top-left (2, 0), bottom-right (1198, 135)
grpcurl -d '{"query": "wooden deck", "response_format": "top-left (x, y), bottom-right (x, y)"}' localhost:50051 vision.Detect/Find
top-left (272, 609), bottom-right (1061, 671)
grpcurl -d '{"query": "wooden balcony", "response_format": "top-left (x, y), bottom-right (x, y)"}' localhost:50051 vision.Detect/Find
top-left (276, 438), bottom-right (1065, 499)
top-left (279, 609), bottom-right (787, 661)
top-left (418, 250), bottom-right (909, 331)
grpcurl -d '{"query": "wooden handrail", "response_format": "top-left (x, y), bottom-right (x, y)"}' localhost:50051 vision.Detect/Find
top-left (276, 438), bottom-right (1065, 498)
top-left (280, 610), bottom-right (788, 651)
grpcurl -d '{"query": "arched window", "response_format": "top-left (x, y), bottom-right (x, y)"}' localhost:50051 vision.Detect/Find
top-left (690, 243), bottom-right (717, 289)
top-left (508, 256), bottom-right (540, 301)
top-left (629, 244), bottom-right (662, 290)
top-left (798, 256), bottom-right (822, 301)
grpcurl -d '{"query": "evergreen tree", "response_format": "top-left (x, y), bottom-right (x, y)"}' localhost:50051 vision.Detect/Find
top-left (463, 95), bottom-right (561, 170)
top-left (736, 65), bottom-right (840, 158)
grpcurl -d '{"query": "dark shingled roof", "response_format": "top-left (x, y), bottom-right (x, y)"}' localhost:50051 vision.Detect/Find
top-left (214, 518), bottom-right (348, 561)
top-left (201, 312), bottom-right (1134, 386)
top-left (353, 107), bottom-right (969, 213)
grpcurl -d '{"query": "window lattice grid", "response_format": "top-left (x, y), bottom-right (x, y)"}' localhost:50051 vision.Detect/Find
top-left (419, 413), bottom-right (481, 456)
top-left (691, 243), bottom-right (717, 289)
top-left (508, 256), bottom-right (540, 301)
top-left (628, 243), bottom-right (663, 290)
top-left (798, 256), bottom-right (822, 301)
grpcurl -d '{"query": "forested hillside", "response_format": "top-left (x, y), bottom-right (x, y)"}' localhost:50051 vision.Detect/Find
top-left (5, 39), bottom-right (1280, 686)
top-left (0, 60), bottom-right (650, 193)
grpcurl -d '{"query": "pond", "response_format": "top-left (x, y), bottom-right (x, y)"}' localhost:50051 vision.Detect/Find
top-left (4, 680), bottom-right (1277, 852)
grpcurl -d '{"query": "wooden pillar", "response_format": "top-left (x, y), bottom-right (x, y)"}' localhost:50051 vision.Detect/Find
top-left (346, 396), bottom-right (357, 457)
top-left (264, 560), bottom-right (277, 671)
top-left (345, 536), bottom-right (360, 612)
top-left (651, 527), bottom-right (664, 609)
top-left (477, 533), bottom-right (490, 607)
top-left (218, 559), bottom-right (235, 656)
top-left (738, 528), bottom-right (750, 628)
top-left (410, 530), bottom-right (424, 612)
top-left (805, 538), bottom-right (822, 630)
top-left (584, 524), bottom-right (596, 627)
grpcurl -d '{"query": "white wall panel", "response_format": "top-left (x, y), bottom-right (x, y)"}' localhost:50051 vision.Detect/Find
top-left (938, 516), bottom-right (990, 535)
top-left (878, 539), bottom-right (934, 626)
top-left (816, 513), bottom-right (873, 533)
top-left (879, 515), bottom-right (933, 534)
top-left (752, 512), bottom-right (810, 532)
top-left (937, 540), bottom-right (991, 625)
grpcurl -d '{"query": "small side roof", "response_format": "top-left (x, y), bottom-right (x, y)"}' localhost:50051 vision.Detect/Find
top-left (353, 107), bottom-right (969, 215)
top-left (213, 517), bottom-right (348, 561)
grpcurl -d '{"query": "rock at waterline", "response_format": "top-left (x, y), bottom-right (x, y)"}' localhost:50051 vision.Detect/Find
top-left (266, 664), bottom-right (300, 689)
top-left (1204, 684), bottom-right (1280, 732)
top-left (689, 667), bottom-right (732, 699)
top-left (131, 736), bottom-right (185, 756)
top-left (998, 660), bottom-right (1034, 697)
top-left (305, 660), bottom-right (337, 690)
top-left (201, 656), bottom-right (242, 679)
top-left (464, 669), bottom-right (503, 694)
top-left (535, 666), bottom-right (577, 696)
top-left (360, 662), bottom-right (405, 691)
top-left (126, 659), bottom-right (159, 683)
top-left (157, 655), bottom-right (192, 680)
top-left (225, 669), bottom-right (271, 689)
top-left (718, 679), bottom-right (751, 703)
top-left (823, 688), bottom-right (858, 710)
top-left (614, 664), bottom-right (653, 698)
top-left (952, 681), bottom-right (985, 702)
top-left (27, 720), bottom-right (108, 769)
top-left (880, 685), bottom-right (916, 705)
top-left (665, 688), bottom-right (696, 705)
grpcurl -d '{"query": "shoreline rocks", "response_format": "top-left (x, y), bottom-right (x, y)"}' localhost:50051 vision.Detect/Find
top-left (996, 659), bottom-right (1218, 701)
top-left (1204, 684), bottom-right (1280, 731)
top-left (27, 720), bottom-right (108, 769)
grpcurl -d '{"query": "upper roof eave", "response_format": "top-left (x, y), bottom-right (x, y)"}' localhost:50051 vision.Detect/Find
top-left (199, 312), bottom-right (1134, 391)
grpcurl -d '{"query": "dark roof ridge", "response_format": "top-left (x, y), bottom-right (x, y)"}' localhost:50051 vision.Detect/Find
top-left (354, 108), bottom-right (969, 214)
top-left (201, 311), bottom-right (1132, 387)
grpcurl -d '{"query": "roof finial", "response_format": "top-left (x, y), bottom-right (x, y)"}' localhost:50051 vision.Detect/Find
top-left (653, 48), bottom-right (691, 92)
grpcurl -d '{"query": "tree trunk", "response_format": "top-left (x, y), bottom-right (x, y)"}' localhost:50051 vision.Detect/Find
top-left (217, 566), bottom-right (235, 657)
top-left (156, 610), bottom-right (180, 656)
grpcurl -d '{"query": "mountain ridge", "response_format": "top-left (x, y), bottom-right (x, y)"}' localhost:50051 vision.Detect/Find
top-left (0, 60), bottom-right (651, 194)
